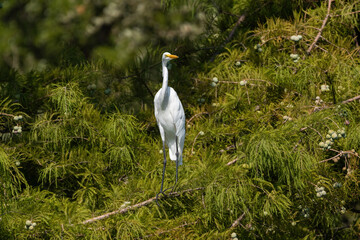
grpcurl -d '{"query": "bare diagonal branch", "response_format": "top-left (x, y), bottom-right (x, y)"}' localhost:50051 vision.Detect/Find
top-left (307, 0), bottom-right (333, 54)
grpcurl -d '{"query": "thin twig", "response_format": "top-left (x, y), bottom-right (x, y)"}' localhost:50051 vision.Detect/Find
top-left (226, 156), bottom-right (243, 166)
top-left (230, 212), bottom-right (246, 229)
top-left (307, 0), bottom-right (333, 54)
top-left (341, 95), bottom-right (360, 104)
top-left (191, 132), bottom-right (202, 155)
top-left (82, 187), bottom-right (204, 224)
top-left (187, 112), bottom-right (209, 124)
top-left (0, 112), bottom-right (15, 117)
top-left (332, 9), bottom-right (360, 17)
top-left (210, 14), bottom-right (246, 61)
top-left (300, 126), bottom-right (323, 139)
top-left (318, 150), bottom-right (359, 163)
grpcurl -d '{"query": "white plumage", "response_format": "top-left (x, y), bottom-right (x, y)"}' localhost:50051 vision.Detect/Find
top-left (154, 52), bottom-right (185, 165)
top-left (154, 52), bottom-right (185, 203)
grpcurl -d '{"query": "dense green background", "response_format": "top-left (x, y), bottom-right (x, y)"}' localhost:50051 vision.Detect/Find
top-left (1, 0), bottom-right (360, 239)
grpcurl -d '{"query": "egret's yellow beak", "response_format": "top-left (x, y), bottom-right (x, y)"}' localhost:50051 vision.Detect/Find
top-left (166, 54), bottom-right (179, 59)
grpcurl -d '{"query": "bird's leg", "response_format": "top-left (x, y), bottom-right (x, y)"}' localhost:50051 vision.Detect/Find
top-left (156, 141), bottom-right (167, 206)
top-left (163, 136), bottom-right (179, 193)
top-left (175, 136), bottom-right (179, 186)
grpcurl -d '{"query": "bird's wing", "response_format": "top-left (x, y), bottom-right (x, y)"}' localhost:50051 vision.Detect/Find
top-left (154, 91), bottom-right (160, 121)
top-left (169, 88), bottom-right (186, 137)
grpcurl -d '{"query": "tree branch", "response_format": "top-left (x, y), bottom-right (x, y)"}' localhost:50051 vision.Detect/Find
top-left (210, 14), bottom-right (246, 62)
top-left (307, 0), bottom-right (333, 54)
top-left (82, 187), bottom-right (204, 224)
top-left (226, 156), bottom-right (245, 166)
top-left (0, 112), bottom-right (15, 117)
top-left (341, 95), bottom-right (360, 104)
top-left (230, 212), bottom-right (246, 229)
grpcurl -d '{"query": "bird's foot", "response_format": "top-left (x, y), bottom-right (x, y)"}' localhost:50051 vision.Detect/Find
top-left (156, 191), bottom-right (167, 206)
top-left (155, 187), bottom-right (175, 206)
top-left (163, 185), bottom-right (176, 194)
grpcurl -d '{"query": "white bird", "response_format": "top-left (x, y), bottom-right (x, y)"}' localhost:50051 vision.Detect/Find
top-left (154, 52), bottom-right (185, 203)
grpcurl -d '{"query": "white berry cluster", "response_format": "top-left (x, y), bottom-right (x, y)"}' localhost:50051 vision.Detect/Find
top-left (301, 207), bottom-right (310, 218)
top-left (315, 186), bottom-right (326, 197)
top-left (333, 182), bottom-right (342, 188)
top-left (13, 115), bottom-right (23, 121)
top-left (254, 44), bottom-right (263, 52)
top-left (87, 83), bottom-right (97, 90)
top-left (282, 115), bottom-right (293, 121)
top-left (315, 96), bottom-right (323, 105)
top-left (340, 206), bottom-right (346, 214)
top-left (197, 98), bottom-right (205, 105)
top-left (25, 220), bottom-right (36, 230)
top-left (13, 126), bottom-right (22, 134)
top-left (318, 129), bottom-right (346, 150)
top-left (231, 232), bottom-right (238, 240)
top-left (239, 80), bottom-right (247, 86)
top-left (211, 77), bottom-right (218, 87)
top-left (290, 53), bottom-right (300, 62)
top-left (290, 35), bottom-right (302, 42)
top-left (320, 84), bottom-right (330, 92)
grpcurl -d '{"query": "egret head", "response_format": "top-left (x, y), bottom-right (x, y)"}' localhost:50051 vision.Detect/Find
top-left (162, 52), bottom-right (179, 64)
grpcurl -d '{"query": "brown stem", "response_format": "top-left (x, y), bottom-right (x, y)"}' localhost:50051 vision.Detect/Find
top-left (307, 0), bottom-right (333, 54)
top-left (230, 212), bottom-right (246, 229)
top-left (82, 187), bottom-right (204, 224)
top-left (187, 112), bottom-right (209, 124)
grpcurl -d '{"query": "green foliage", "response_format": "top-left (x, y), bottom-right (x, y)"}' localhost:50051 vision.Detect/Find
top-left (0, 0), bottom-right (360, 239)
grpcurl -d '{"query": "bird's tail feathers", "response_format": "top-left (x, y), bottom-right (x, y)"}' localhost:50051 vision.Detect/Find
top-left (169, 149), bottom-right (183, 165)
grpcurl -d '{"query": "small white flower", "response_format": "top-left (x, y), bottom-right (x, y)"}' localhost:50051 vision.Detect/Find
top-left (25, 220), bottom-right (32, 226)
top-left (159, 149), bottom-right (163, 154)
top-left (331, 132), bottom-right (338, 139)
top-left (290, 35), bottom-right (299, 41)
top-left (320, 84), bottom-right (330, 92)
top-left (235, 61), bottom-right (241, 66)
top-left (231, 232), bottom-right (237, 238)
top-left (199, 131), bottom-right (205, 136)
top-left (239, 80), bottom-right (247, 86)
top-left (290, 54), bottom-right (299, 59)
top-left (212, 77), bottom-right (218, 83)
top-left (211, 82), bottom-right (217, 87)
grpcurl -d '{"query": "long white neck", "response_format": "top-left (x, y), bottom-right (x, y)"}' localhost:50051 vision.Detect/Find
top-left (159, 62), bottom-right (169, 105)
top-left (162, 62), bottom-right (168, 91)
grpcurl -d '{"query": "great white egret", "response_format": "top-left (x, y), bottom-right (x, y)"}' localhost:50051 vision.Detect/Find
top-left (154, 52), bottom-right (185, 204)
